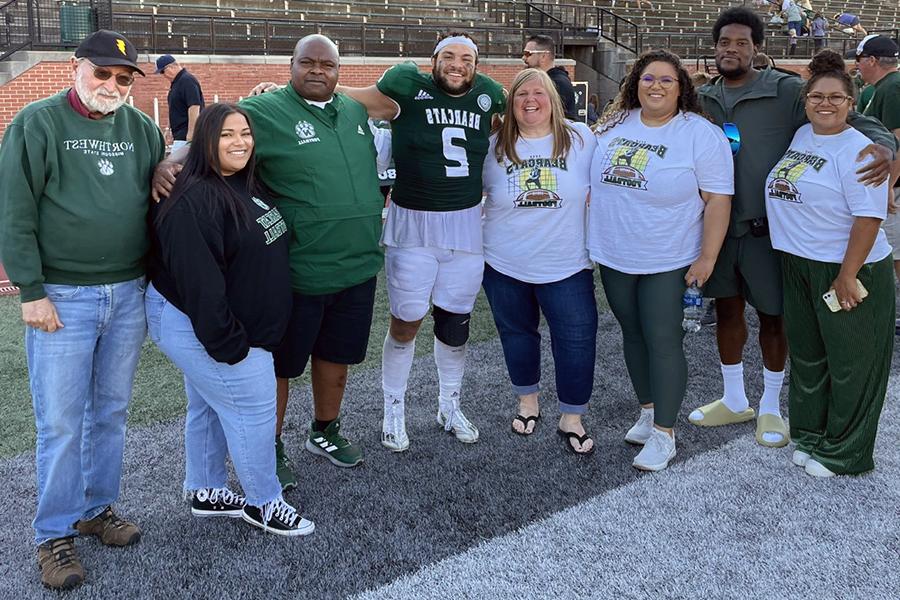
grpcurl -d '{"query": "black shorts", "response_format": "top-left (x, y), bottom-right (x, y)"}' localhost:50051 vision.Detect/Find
top-left (273, 276), bottom-right (377, 379)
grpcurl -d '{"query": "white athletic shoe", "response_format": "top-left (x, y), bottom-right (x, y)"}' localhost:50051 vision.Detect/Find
top-left (437, 402), bottom-right (479, 444)
top-left (632, 428), bottom-right (676, 472)
top-left (804, 458), bottom-right (836, 478)
top-left (381, 397), bottom-right (409, 452)
top-left (624, 407), bottom-right (654, 445)
top-left (792, 449), bottom-right (811, 467)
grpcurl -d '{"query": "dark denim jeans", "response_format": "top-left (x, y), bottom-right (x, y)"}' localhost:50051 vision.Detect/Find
top-left (482, 265), bottom-right (598, 414)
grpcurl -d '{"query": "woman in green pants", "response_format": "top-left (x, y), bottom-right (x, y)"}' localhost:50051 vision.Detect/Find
top-left (765, 50), bottom-right (894, 477)
top-left (589, 49), bottom-right (733, 471)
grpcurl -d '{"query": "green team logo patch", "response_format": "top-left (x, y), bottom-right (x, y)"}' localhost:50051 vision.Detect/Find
top-left (477, 93), bottom-right (492, 112)
top-left (295, 121), bottom-right (320, 146)
top-left (768, 150), bottom-right (827, 204)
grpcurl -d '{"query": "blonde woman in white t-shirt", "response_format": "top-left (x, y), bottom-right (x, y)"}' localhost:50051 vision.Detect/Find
top-left (765, 50), bottom-right (894, 478)
top-left (482, 68), bottom-right (599, 454)
top-left (590, 49), bottom-right (734, 471)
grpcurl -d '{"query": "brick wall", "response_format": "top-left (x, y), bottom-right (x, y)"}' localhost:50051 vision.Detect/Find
top-left (0, 60), bottom-right (526, 138)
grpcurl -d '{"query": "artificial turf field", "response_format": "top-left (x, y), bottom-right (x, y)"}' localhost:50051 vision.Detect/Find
top-left (0, 277), bottom-right (896, 599)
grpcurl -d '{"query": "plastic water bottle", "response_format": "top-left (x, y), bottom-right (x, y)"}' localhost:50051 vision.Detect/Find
top-left (682, 283), bottom-right (703, 333)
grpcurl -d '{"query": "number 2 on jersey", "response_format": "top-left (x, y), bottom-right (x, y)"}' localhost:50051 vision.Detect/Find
top-left (441, 127), bottom-right (469, 177)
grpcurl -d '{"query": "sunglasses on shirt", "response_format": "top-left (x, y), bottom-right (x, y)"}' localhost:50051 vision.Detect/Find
top-left (723, 122), bottom-right (741, 156)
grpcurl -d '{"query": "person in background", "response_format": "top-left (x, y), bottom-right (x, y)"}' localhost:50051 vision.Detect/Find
top-left (591, 49), bottom-right (733, 471)
top-left (587, 93), bottom-right (601, 124)
top-left (852, 35), bottom-right (900, 285)
top-left (155, 54), bottom-right (205, 151)
top-left (482, 68), bottom-right (598, 453)
top-left (522, 34), bottom-right (578, 120)
top-left (691, 71), bottom-right (712, 88)
top-left (0, 30), bottom-right (163, 590)
top-left (833, 12), bottom-right (867, 36)
top-left (766, 50), bottom-right (892, 477)
top-left (752, 53), bottom-right (775, 69)
top-left (147, 103), bottom-right (314, 536)
top-left (811, 12), bottom-right (827, 52)
top-left (783, 0), bottom-right (803, 40)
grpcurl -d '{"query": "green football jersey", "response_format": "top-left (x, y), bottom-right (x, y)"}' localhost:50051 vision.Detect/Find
top-left (377, 62), bottom-right (506, 211)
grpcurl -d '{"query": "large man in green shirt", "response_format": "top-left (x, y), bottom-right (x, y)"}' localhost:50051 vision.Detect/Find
top-left (155, 35), bottom-right (386, 485)
top-left (688, 8), bottom-right (896, 450)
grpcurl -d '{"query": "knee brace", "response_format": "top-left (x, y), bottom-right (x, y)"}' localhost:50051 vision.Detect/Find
top-left (432, 306), bottom-right (471, 347)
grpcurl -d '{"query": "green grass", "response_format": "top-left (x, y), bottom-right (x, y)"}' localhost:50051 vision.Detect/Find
top-left (0, 270), bottom-right (608, 459)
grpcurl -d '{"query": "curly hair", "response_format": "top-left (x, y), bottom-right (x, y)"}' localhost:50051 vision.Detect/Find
top-left (712, 7), bottom-right (765, 45)
top-left (806, 49), bottom-right (856, 100)
top-left (594, 49), bottom-right (704, 135)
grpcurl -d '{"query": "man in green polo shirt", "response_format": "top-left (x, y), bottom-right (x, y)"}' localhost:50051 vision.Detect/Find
top-left (854, 35), bottom-right (900, 283)
top-left (154, 35), bottom-right (386, 486)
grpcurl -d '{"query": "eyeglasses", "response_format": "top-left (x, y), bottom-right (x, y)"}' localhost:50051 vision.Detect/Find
top-left (805, 92), bottom-right (851, 106)
top-left (723, 122), bottom-right (741, 156)
top-left (639, 74), bottom-right (677, 89)
top-left (90, 65), bottom-right (135, 87)
top-left (522, 50), bottom-right (551, 58)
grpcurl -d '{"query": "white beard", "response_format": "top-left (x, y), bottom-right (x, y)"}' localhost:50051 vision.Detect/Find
top-left (75, 71), bottom-right (128, 114)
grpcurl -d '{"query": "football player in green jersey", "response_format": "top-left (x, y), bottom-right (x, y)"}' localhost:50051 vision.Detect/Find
top-left (337, 33), bottom-right (506, 452)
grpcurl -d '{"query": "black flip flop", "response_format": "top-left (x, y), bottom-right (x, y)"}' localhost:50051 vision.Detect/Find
top-left (512, 412), bottom-right (541, 436)
top-left (557, 429), bottom-right (595, 455)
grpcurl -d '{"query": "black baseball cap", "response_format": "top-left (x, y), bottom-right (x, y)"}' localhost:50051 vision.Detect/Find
top-left (74, 30), bottom-right (144, 75)
top-left (849, 34), bottom-right (900, 59)
top-left (155, 54), bottom-right (176, 74)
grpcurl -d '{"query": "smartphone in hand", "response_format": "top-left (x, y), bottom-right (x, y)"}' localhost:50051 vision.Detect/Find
top-left (822, 279), bottom-right (869, 312)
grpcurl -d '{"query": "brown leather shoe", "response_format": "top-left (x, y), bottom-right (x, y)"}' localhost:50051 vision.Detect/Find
top-left (37, 537), bottom-right (84, 590)
top-left (75, 506), bottom-right (141, 547)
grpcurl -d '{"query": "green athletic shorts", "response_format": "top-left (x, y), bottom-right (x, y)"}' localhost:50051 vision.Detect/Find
top-left (704, 232), bottom-right (783, 316)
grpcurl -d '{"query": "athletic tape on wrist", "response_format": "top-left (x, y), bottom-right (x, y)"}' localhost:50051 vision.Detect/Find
top-left (433, 36), bottom-right (479, 57)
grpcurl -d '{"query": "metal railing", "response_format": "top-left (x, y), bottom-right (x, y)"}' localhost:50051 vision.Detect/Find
top-left (111, 12), bottom-right (563, 57)
top-left (641, 31), bottom-right (865, 59)
top-left (1, 0), bottom-right (112, 61)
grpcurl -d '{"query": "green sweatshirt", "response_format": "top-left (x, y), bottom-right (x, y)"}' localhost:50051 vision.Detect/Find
top-left (0, 91), bottom-right (164, 302)
top-left (240, 85), bottom-right (384, 295)
top-left (699, 68), bottom-right (897, 237)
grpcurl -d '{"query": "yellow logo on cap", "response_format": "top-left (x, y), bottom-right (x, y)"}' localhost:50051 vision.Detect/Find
top-left (116, 39), bottom-right (127, 55)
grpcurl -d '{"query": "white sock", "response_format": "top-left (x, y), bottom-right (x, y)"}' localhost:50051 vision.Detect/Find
top-left (434, 337), bottom-right (465, 410)
top-left (720, 362), bottom-right (749, 413)
top-left (760, 367), bottom-right (785, 417)
top-left (382, 334), bottom-right (416, 409)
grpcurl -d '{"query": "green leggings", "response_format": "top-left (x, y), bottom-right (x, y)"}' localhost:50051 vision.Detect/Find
top-left (782, 253), bottom-right (894, 475)
top-left (599, 265), bottom-right (689, 428)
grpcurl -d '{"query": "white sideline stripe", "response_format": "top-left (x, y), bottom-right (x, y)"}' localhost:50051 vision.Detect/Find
top-left (355, 377), bottom-right (900, 600)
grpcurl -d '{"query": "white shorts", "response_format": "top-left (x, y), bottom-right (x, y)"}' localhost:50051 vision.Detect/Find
top-left (385, 246), bottom-right (484, 322)
top-left (882, 211), bottom-right (900, 260)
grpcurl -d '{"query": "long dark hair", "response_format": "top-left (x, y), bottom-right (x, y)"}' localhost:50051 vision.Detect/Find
top-left (595, 49), bottom-right (704, 135)
top-left (156, 103), bottom-right (262, 226)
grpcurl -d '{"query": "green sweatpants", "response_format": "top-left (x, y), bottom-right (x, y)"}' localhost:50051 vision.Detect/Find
top-left (599, 265), bottom-right (688, 428)
top-left (782, 253), bottom-right (894, 475)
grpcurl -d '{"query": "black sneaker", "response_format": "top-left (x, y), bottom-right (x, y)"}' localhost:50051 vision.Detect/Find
top-left (191, 487), bottom-right (246, 518)
top-left (241, 498), bottom-right (315, 537)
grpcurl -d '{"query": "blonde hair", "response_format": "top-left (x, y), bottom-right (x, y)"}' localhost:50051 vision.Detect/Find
top-left (494, 68), bottom-right (580, 164)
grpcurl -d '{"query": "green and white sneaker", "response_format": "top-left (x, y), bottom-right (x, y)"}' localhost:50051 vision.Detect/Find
top-left (275, 437), bottom-right (298, 491)
top-left (304, 419), bottom-right (363, 468)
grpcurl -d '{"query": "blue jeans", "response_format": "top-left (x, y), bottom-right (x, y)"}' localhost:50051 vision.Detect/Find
top-left (482, 265), bottom-right (598, 414)
top-left (144, 284), bottom-right (281, 507)
top-left (28, 276), bottom-right (146, 544)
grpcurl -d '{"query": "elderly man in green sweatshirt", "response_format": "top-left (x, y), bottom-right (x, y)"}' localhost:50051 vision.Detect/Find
top-left (688, 8), bottom-right (896, 450)
top-left (0, 30), bottom-right (164, 590)
top-left (153, 34), bottom-right (388, 489)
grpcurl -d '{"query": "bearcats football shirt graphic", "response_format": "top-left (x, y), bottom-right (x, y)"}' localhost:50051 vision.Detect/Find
top-left (597, 137), bottom-right (668, 190)
top-left (767, 150), bottom-right (828, 204)
top-left (504, 157), bottom-right (567, 209)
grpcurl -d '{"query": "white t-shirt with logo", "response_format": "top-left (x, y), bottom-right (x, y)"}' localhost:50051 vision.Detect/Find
top-left (482, 122), bottom-right (596, 283)
top-left (766, 124), bottom-right (891, 264)
top-left (588, 109), bottom-right (734, 274)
